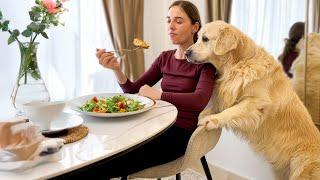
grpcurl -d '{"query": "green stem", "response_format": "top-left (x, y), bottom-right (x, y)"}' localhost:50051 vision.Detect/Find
top-left (30, 32), bottom-right (33, 42)
top-left (24, 69), bottom-right (27, 84)
top-left (31, 33), bottom-right (38, 43)
top-left (31, 12), bottom-right (48, 43)
top-left (17, 44), bottom-right (26, 85)
top-left (16, 54), bottom-right (23, 85)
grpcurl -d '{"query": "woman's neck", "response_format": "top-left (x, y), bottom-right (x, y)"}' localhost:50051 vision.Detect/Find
top-left (175, 41), bottom-right (194, 60)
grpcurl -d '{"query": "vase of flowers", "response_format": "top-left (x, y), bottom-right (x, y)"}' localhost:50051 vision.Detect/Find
top-left (0, 0), bottom-right (67, 115)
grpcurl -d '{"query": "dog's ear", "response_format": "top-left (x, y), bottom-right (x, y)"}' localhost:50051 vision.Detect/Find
top-left (213, 27), bottom-right (239, 55)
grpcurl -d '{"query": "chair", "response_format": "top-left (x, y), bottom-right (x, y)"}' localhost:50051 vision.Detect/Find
top-left (129, 126), bottom-right (222, 180)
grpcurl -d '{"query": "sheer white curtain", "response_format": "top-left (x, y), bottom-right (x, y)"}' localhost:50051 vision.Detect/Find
top-left (45, 0), bottom-right (122, 99)
top-left (230, 0), bottom-right (306, 58)
top-left (79, 0), bottom-right (122, 96)
top-left (38, 0), bottom-right (81, 101)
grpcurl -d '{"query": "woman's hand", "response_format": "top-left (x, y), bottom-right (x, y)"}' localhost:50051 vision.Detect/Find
top-left (96, 49), bottom-right (121, 71)
top-left (139, 85), bottom-right (162, 100)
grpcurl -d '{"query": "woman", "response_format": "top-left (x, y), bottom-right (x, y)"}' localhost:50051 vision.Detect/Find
top-left (278, 22), bottom-right (305, 78)
top-left (76, 1), bottom-right (216, 179)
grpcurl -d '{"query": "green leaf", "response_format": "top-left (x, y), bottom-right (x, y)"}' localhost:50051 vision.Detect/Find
top-left (29, 11), bottom-right (35, 21)
top-left (22, 29), bottom-right (32, 37)
top-left (12, 29), bottom-right (20, 37)
top-left (39, 24), bottom-right (46, 31)
top-left (52, 20), bottom-right (59, 26)
top-left (28, 22), bottom-right (40, 32)
top-left (35, 0), bottom-right (41, 5)
top-left (41, 32), bottom-right (48, 39)
top-left (29, 10), bottom-right (41, 21)
top-left (8, 34), bottom-right (15, 45)
top-left (0, 11), bottom-right (3, 20)
top-left (31, 6), bottom-right (42, 12)
top-left (31, 71), bottom-right (40, 80)
top-left (2, 20), bottom-right (9, 31)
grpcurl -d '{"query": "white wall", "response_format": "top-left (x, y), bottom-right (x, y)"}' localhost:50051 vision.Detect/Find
top-left (144, 1), bottom-right (274, 179)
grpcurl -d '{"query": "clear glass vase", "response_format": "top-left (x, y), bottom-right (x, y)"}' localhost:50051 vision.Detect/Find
top-left (10, 42), bottom-right (50, 115)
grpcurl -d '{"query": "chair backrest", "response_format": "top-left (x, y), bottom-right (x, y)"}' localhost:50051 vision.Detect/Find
top-left (180, 126), bottom-right (222, 169)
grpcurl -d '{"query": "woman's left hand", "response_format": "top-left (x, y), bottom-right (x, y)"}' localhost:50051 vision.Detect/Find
top-left (138, 85), bottom-right (162, 100)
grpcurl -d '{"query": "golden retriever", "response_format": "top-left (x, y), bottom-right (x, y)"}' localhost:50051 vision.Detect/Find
top-left (185, 21), bottom-right (320, 180)
top-left (291, 33), bottom-right (320, 128)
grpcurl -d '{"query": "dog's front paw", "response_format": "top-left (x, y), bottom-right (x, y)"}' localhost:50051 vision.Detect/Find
top-left (198, 115), bottom-right (220, 130)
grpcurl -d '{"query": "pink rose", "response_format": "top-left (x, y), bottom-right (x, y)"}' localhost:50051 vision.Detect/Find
top-left (42, 0), bottom-right (59, 14)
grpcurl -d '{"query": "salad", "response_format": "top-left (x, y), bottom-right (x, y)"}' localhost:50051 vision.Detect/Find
top-left (79, 95), bottom-right (145, 113)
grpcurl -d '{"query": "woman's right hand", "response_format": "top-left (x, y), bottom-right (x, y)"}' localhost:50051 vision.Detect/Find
top-left (96, 49), bottom-right (121, 71)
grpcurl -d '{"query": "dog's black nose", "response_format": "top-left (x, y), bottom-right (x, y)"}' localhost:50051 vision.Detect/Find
top-left (185, 49), bottom-right (192, 58)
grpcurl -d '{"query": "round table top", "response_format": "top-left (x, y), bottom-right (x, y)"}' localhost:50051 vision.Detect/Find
top-left (0, 100), bottom-right (177, 180)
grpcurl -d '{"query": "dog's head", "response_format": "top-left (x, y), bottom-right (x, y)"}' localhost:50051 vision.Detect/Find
top-left (186, 21), bottom-right (242, 68)
top-left (296, 33), bottom-right (320, 52)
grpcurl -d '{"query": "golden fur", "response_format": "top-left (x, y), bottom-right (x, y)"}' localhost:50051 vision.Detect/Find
top-left (291, 33), bottom-right (320, 127)
top-left (186, 21), bottom-right (320, 180)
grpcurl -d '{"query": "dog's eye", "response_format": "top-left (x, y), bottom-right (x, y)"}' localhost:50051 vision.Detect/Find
top-left (202, 36), bottom-right (209, 42)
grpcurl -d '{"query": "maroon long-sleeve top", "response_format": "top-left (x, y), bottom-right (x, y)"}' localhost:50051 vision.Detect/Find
top-left (281, 51), bottom-right (299, 78)
top-left (120, 50), bottom-right (216, 131)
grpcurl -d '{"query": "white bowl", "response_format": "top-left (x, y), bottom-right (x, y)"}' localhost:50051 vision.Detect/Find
top-left (23, 101), bottom-right (66, 131)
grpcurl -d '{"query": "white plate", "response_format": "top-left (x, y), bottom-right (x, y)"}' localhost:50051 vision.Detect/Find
top-left (41, 112), bottom-right (83, 134)
top-left (68, 93), bottom-right (156, 117)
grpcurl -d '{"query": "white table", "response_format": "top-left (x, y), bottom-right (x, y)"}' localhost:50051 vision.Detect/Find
top-left (0, 100), bottom-right (177, 180)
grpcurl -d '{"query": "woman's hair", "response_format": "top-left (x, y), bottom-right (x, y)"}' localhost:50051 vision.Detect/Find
top-left (278, 22), bottom-right (305, 62)
top-left (169, 0), bottom-right (201, 43)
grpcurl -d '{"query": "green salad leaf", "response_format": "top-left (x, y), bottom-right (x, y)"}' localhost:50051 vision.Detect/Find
top-left (79, 95), bottom-right (145, 113)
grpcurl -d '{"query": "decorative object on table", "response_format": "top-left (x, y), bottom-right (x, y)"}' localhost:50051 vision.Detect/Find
top-left (40, 112), bottom-right (84, 135)
top-left (0, 117), bottom-right (64, 171)
top-left (23, 101), bottom-right (66, 131)
top-left (44, 125), bottom-right (89, 144)
top-left (22, 100), bottom-right (84, 135)
top-left (69, 93), bottom-right (156, 117)
top-left (0, 0), bottom-right (68, 115)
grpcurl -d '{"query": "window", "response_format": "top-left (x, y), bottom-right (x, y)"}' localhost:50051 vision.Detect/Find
top-left (230, 0), bottom-right (306, 58)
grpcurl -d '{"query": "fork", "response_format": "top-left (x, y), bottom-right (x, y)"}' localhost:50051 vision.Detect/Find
top-left (107, 47), bottom-right (141, 54)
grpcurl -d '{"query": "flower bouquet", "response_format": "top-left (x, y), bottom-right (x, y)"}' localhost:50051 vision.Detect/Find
top-left (0, 0), bottom-right (67, 114)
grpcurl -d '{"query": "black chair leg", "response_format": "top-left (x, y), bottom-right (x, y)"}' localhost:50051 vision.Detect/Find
top-left (120, 176), bottom-right (127, 180)
top-left (201, 156), bottom-right (213, 180)
top-left (176, 173), bottom-right (181, 180)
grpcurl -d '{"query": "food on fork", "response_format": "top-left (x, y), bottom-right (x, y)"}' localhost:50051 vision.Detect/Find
top-left (133, 38), bottom-right (150, 49)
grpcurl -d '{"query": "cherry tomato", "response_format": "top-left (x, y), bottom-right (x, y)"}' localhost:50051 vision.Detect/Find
top-left (93, 107), bottom-right (99, 112)
top-left (118, 101), bottom-right (124, 109)
top-left (92, 96), bottom-right (98, 103)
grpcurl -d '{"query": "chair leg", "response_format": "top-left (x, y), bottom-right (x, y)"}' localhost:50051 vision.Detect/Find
top-left (176, 173), bottom-right (181, 180)
top-left (201, 156), bottom-right (213, 180)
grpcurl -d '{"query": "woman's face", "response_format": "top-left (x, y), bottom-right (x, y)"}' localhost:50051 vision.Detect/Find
top-left (166, 6), bottom-right (197, 45)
